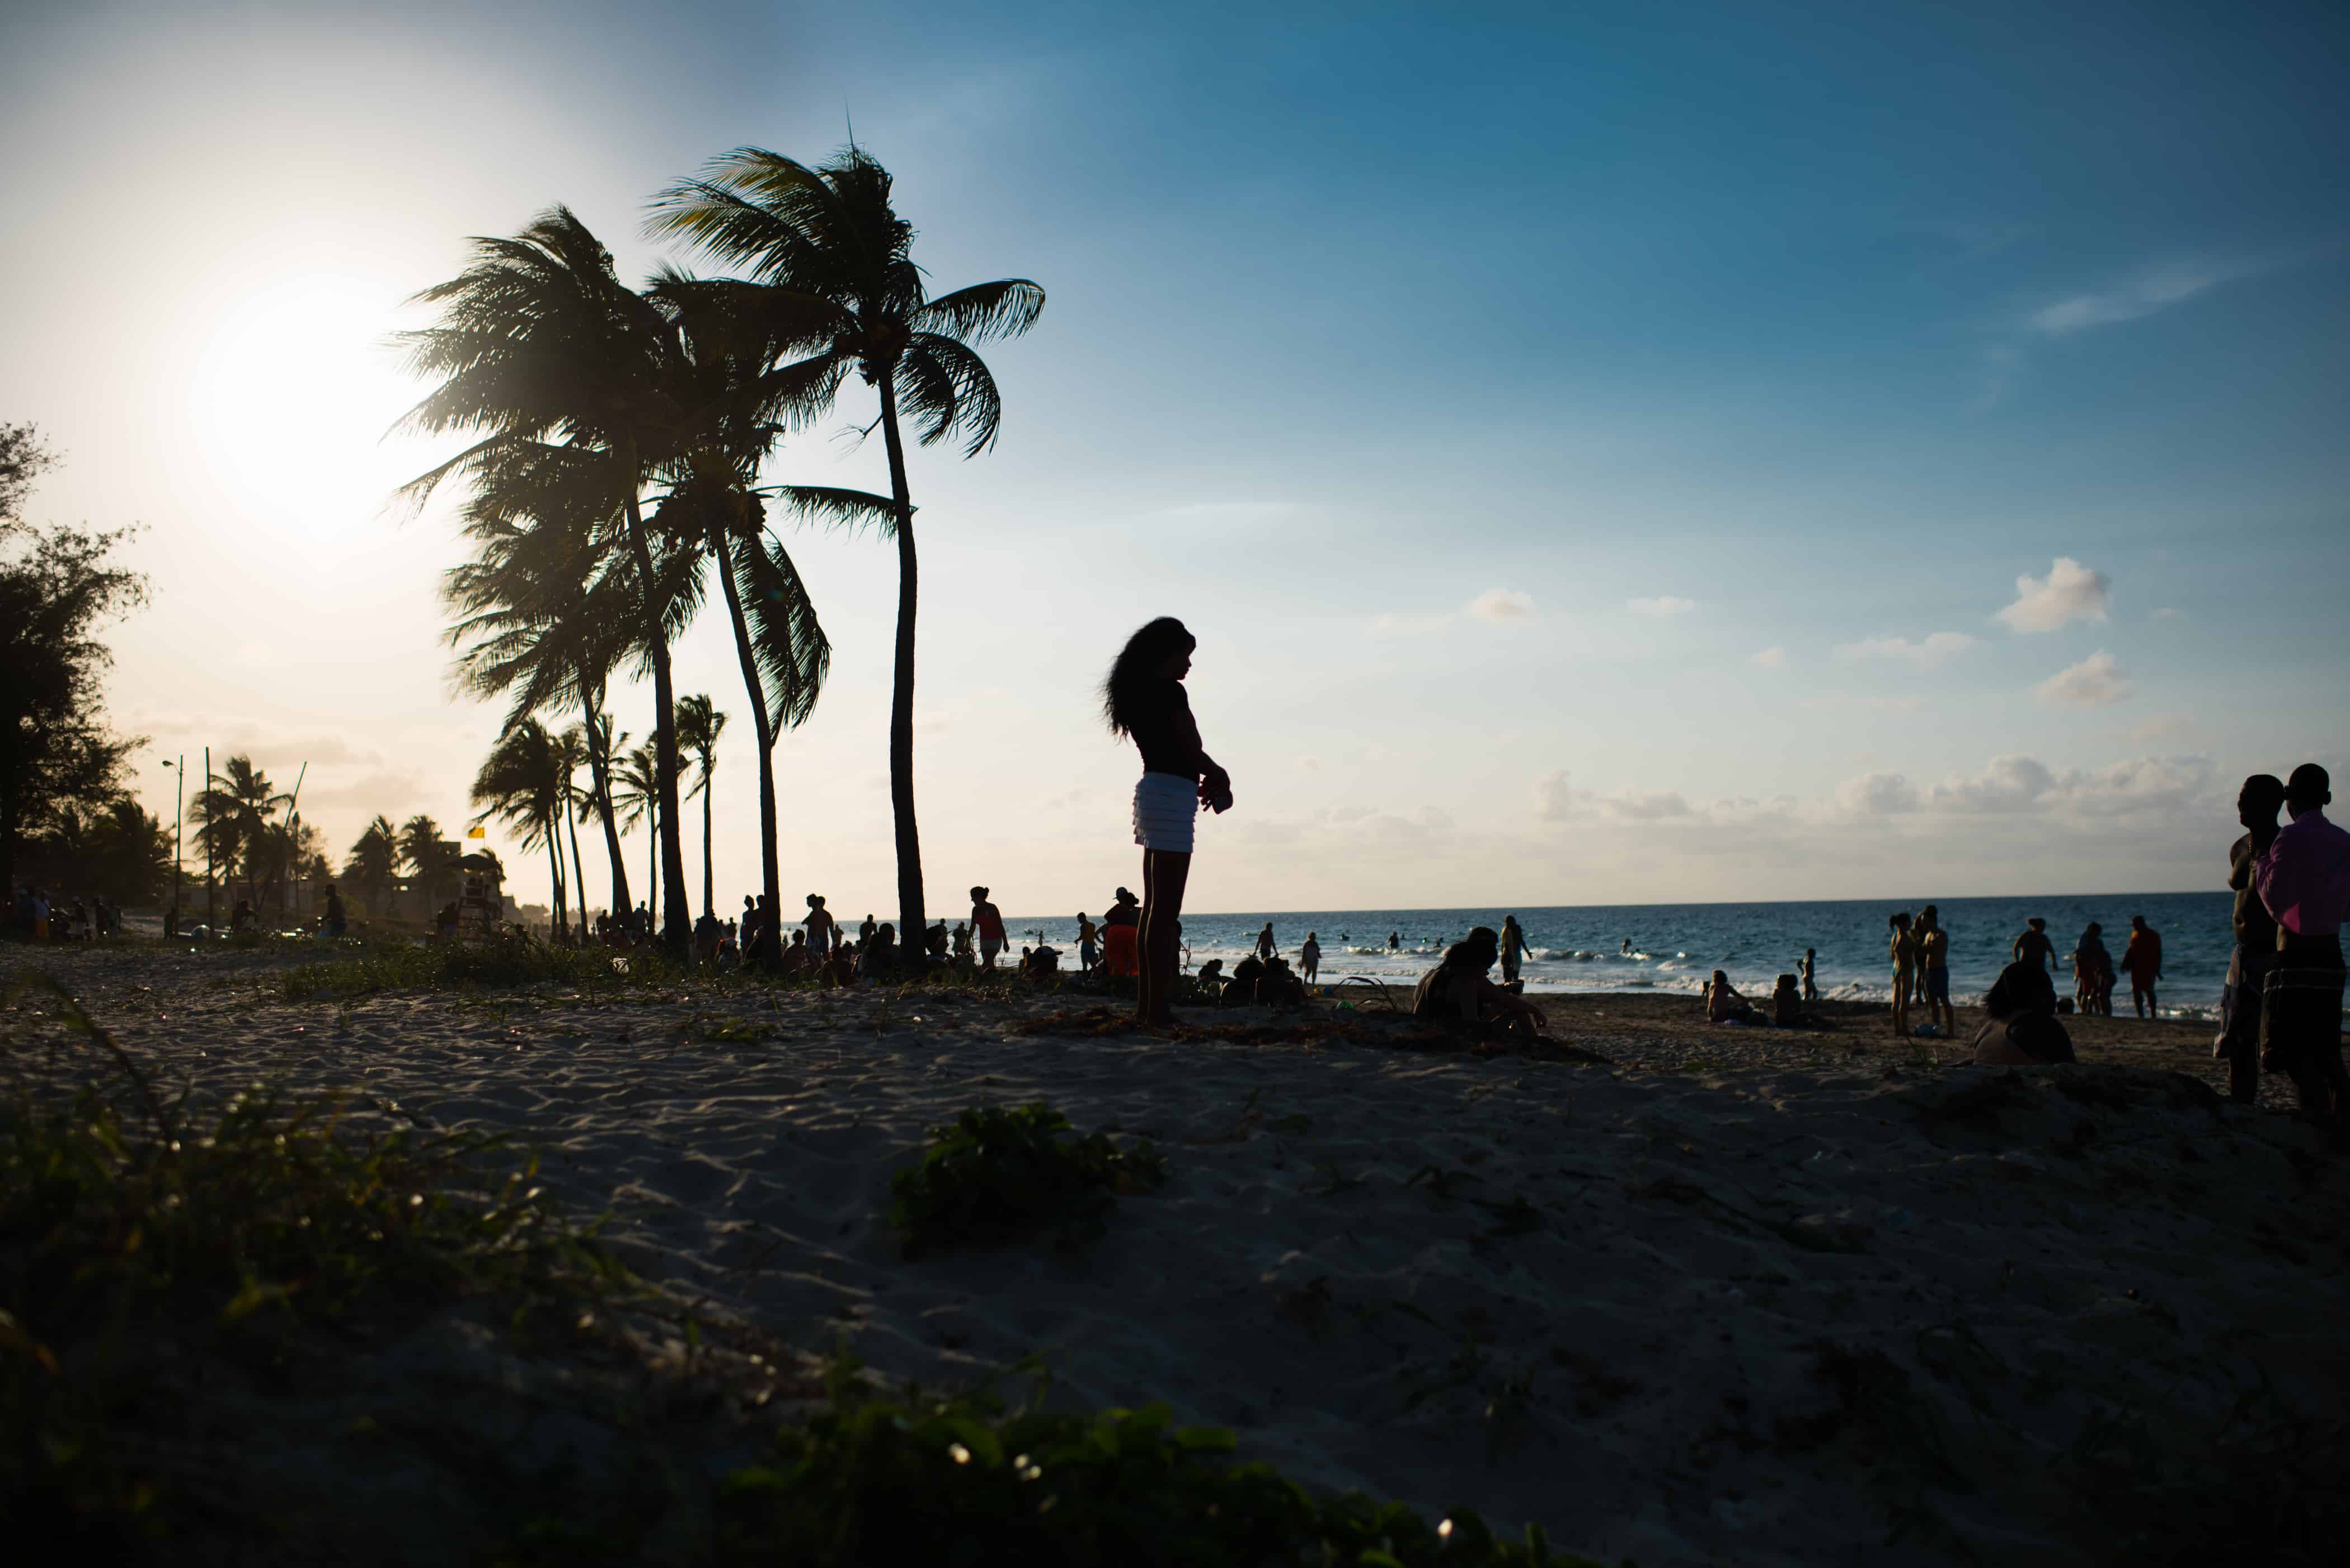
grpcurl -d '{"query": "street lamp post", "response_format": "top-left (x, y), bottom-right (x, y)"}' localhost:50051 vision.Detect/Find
top-left (203, 744), bottom-right (215, 930)
top-left (161, 756), bottom-right (184, 935)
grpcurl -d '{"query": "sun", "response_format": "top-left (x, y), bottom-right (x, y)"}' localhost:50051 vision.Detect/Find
top-left (184, 267), bottom-right (415, 543)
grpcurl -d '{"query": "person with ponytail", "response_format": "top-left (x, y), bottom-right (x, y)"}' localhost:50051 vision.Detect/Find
top-left (1103, 617), bottom-right (1232, 1026)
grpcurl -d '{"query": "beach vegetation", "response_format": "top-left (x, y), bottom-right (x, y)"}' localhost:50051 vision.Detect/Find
top-left (887, 1102), bottom-right (1166, 1256)
top-left (278, 927), bottom-right (652, 1000)
top-left (712, 1356), bottom-right (1596, 1567)
top-left (0, 979), bottom-right (627, 1553)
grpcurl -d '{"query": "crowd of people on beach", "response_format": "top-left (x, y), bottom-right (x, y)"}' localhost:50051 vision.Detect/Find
top-left (7, 885), bottom-right (127, 943)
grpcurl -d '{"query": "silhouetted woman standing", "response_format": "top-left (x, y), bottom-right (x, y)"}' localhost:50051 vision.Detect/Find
top-left (1104, 618), bottom-right (1232, 1026)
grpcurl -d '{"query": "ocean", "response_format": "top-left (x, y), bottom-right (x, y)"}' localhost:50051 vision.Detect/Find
top-left (992, 892), bottom-right (2239, 1020)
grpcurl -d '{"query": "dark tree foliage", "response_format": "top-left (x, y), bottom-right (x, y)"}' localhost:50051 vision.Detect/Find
top-left (1, 423), bottom-right (149, 906)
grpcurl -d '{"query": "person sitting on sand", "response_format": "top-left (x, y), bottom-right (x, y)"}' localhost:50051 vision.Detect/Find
top-left (1412, 927), bottom-right (1548, 1038)
top-left (1196, 957), bottom-right (1225, 988)
top-left (1888, 912), bottom-right (1916, 1038)
top-left (1771, 974), bottom-right (1805, 1026)
top-left (1023, 943), bottom-right (1061, 981)
top-left (1301, 932), bottom-right (1320, 985)
top-left (1703, 970), bottom-right (1769, 1026)
top-left (857, 923), bottom-right (897, 981)
top-left (1972, 961), bottom-right (2076, 1065)
top-left (2013, 917), bottom-right (2055, 972)
top-left (2122, 915), bottom-right (2162, 1018)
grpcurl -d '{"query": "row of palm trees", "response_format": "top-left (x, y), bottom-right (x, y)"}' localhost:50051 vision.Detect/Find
top-left (399, 143), bottom-right (1042, 962)
top-left (190, 755), bottom-right (326, 911)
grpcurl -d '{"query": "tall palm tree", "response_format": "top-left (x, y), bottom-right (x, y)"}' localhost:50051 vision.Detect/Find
top-left (650, 146), bottom-right (1044, 963)
top-left (611, 740), bottom-right (660, 931)
top-left (674, 694), bottom-right (726, 919)
top-left (344, 814), bottom-right (400, 915)
top-left (397, 208), bottom-right (698, 958)
top-left (471, 718), bottom-right (572, 940)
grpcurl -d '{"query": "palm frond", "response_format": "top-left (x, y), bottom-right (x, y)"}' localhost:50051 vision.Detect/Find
top-left (913, 279), bottom-right (1046, 343)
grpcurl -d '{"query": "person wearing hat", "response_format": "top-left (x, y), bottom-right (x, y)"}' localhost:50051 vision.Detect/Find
top-left (970, 887), bottom-right (1008, 971)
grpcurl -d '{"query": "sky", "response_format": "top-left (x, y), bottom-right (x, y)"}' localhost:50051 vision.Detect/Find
top-left (4, 0), bottom-right (2347, 919)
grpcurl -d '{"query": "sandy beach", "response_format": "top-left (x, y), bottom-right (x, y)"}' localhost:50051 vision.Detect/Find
top-left (8, 938), bottom-right (2348, 1565)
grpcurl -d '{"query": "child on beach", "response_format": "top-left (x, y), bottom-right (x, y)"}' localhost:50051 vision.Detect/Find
top-left (970, 887), bottom-right (1008, 970)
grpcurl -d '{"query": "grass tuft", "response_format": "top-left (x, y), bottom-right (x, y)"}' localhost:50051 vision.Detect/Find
top-left (888, 1103), bottom-right (1167, 1256)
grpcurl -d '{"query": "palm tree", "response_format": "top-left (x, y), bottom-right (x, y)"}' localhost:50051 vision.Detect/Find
top-left (399, 815), bottom-right (459, 910)
top-left (344, 814), bottom-right (400, 914)
top-left (553, 723), bottom-right (590, 938)
top-left (397, 208), bottom-right (698, 958)
top-left (471, 718), bottom-right (572, 940)
top-left (611, 739), bottom-right (660, 932)
top-left (674, 695), bottom-right (726, 919)
top-left (650, 146), bottom-right (1044, 962)
top-left (192, 755), bottom-right (289, 906)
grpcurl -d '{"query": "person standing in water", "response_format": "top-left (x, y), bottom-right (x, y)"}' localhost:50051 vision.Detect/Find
top-left (1256, 922), bottom-right (1276, 960)
top-left (1800, 948), bottom-right (1818, 1004)
top-left (1389, 931), bottom-right (1400, 951)
top-left (1105, 617), bottom-right (1231, 1027)
top-left (1301, 931), bottom-right (1321, 985)
top-left (2013, 917), bottom-right (2055, 972)
top-left (1500, 915), bottom-right (1531, 985)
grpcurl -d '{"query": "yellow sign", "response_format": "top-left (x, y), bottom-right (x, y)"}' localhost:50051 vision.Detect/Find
top-left (467, 825), bottom-right (487, 839)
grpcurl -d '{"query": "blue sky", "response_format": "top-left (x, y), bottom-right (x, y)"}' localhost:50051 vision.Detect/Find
top-left (3, 0), bottom-right (2345, 914)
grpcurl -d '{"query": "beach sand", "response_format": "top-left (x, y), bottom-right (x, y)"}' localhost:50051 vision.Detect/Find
top-left (10, 940), bottom-right (2348, 1564)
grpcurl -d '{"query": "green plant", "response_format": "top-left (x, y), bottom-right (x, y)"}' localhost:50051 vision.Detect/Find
top-left (279, 929), bottom-right (660, 1000)
top-left (714, 1358), bottom-right (1596, 1567)
top-left (887, 1103), bottom-right (1166, 1256)
top-left (1, 976), bottom-right (627, 1552)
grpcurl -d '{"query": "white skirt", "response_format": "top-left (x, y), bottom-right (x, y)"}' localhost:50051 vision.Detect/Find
top-left (1132, 771), bottom-right (1198, 853)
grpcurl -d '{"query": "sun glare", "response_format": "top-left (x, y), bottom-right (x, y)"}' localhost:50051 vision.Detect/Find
top-left (186, 270), bottom-right (412, 543)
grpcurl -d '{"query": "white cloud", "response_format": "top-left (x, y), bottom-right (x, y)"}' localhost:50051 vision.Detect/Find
top-left (1749, 646), bottom-right (1787, 668)
top-left (1837, 771), bottom-right (1919, 817)
top-left (1602, 790), bottom-right (1693, 821)
top-left (1469, 588), bottom-right (1534, 622)
top-left (1627, 596), bottom-right (1696, 617)
top-left (2029, 258), bottom-right (2262, 335)
top-left (2037, 649), bottom-right (2134, 708)
top-left (1834, 632), bottom-right (1976, 668)
top-left (1996, 557), bottom-right (2110, 633)
top-left (1928, 755), bottom-right (2058, 814)
top-left (1534, 769), bottom-right (1579, 822)
top-left (2126, 714), bottom-right (2190, 746)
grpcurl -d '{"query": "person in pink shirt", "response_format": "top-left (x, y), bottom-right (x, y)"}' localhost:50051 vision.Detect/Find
top-left (2254, 763), bottom-right (2350, 1119)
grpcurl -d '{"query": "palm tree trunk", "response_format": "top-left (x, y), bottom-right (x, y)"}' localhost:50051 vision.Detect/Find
top-left (701, 773), bottom-right (715, 919)
top-left (646, 801), bottom-right (657, 932)
top-left (876, 369), bottom-right (925, 968)
top-left (566, 788), bottom-right (588, 943)
top-left (546, 819), bottom-right (567, 942)
top-left (576, 682), bottom-right (631, 917)
top-left (709, 523), bottom-right (781, 951)
top-left (621, 487), bottom-right (691, 959)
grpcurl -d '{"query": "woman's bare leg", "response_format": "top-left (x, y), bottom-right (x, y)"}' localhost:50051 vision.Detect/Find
top-left (1139, 848), bottom-right (1192, 1026)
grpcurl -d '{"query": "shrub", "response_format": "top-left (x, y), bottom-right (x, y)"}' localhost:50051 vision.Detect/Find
top-left (714, 1360), bottom-right (1596, 1567)
top-left (1, 978), bottom-right (626, 1550)
top-left (280, 927), bottom-right (655, 1000)
top-left (888, 1103), bottom-right (1167, 1256)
